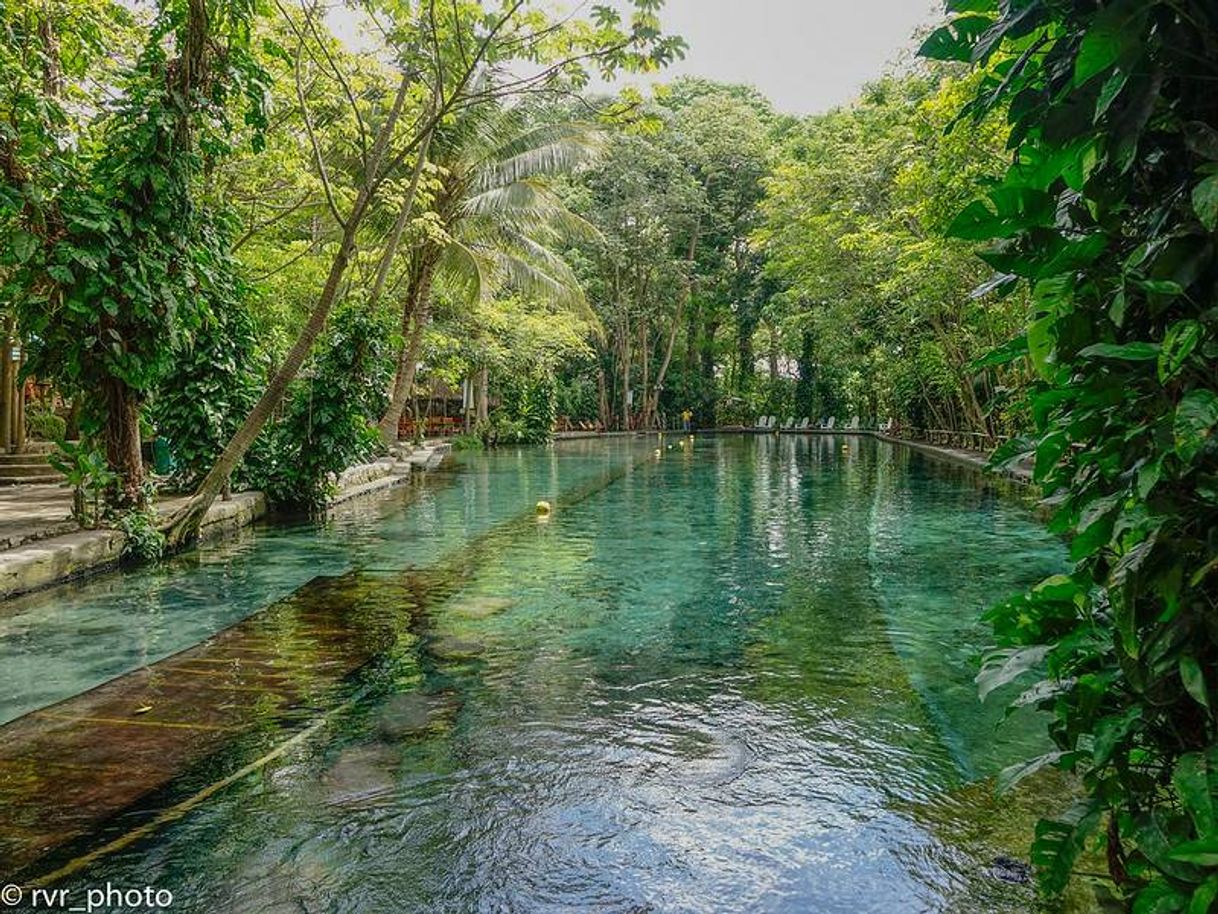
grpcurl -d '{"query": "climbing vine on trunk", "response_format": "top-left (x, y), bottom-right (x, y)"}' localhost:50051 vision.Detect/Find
top-left (1, 0), bottom-right (268, 507)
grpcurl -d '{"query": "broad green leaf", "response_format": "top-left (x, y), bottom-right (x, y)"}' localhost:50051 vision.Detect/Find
top-left (1193, 175), bottom-right (1218, 232)
top-left (1189, 876), bottom-right (1218, 914)
top-left (1075, 2), bottom-right (1147, 84)
top-left (1034, 430), bottom-right (1068, 481)
top-left (1169, 839), bottom-right (1218, 867)
top-left (918, 16), bottom-right (994, 62)
top-left (1175, 390), bottom-right (1218, 463)
top-left (1134, 880), bottom-right (1190, 914)
top-left (1032, 801), bottom-right (1101, 895)
top-left (1027, 315), bottom-right (1058, 379)
top-left (977, 644), bottom-right (1051, 701)
top-left (971, 334), bottom-right (1028, 369)
top-left (1174, 753), bottom-right (1215, 836)
top-left (1180, 656), bottom-right (1210, 711)
top-left (1159, 321), bottom-right (1203, 384)
top-left (1096, 69), bottom-right (1129, 119)
top-left (10, 229), bottom-right (37, 264)
top-left (998, 751), bottom-right (1067, 793)
top-left (1079, 341), bottom-right (1160, 361)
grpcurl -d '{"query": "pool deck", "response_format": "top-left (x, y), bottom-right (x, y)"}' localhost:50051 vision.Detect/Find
top-left (0, 443), bottom-right (451, 601)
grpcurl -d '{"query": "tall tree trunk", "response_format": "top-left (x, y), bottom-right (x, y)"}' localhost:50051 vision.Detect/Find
top-left (102, 377), bottom-right (144, 508)
top-left (378, 253), bottom-right (438, 445)
top-left (475, 365), bottom-right (489, 424)
top-left (646, 223), bottom-right (699, 429)
top-left (164, 75), bottom-right (415, 547)
top-left (0, 318), bottom-right (13, 453)
top-left (767, 321), bottom-right (779, 383)
top-left (639, 317), bottom-right (649, 429)
top-left (619, 315), bottom-right (632, 431)
top-left (795, 328), bottom-right (815, 420)
top-left (596, 366), bottom-right (608, 430)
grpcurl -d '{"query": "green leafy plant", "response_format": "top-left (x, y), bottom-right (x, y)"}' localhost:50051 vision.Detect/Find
top-left (150, 296), bottom-right (264, 489)
top-left (450, 432), bottom-right (483, 452)
top-left (116, 506), bottom-right (165, 562)
top-left (248, 304), bottom-right (393, 510)
top-left (924, 0), bottom-right (1218, 907)
top-left (492, 372), bottom-right (557, 444)
top-left (26, 407), bottom-right (67, 442)
top-left (48, 439), bottom-right (116, 528)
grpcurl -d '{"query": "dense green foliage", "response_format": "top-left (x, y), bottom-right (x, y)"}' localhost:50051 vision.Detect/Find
top-left (2, 0), bottom-right (267, 505)
top-left (759, 73), bottom-right (1029, 436)
top-left (150, 298), bottom-right (263, 488)
top-left (924, 0), bottom-right (1218, 907)
top-left (249, 304), bottom-right (393, 510)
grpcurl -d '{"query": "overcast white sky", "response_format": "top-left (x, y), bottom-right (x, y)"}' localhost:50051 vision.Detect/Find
top-left (329, 0), bottom-right (942, 116)
top-left (618, 0), bottom-right (941, 114)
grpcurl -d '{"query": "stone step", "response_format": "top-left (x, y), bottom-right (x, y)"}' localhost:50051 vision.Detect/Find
top-left (0, 475), bottom-right (64, 486)
top-left (0, 454), bottom-right (53, 467)
top-left (0, 462), bottom-right (61, 477)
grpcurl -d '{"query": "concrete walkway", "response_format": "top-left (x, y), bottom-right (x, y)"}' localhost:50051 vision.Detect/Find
top-left (0, 484), bottom-right (77, 552)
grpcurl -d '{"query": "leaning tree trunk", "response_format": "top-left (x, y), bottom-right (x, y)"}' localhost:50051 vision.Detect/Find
top-left (163, 75), bottom-right (417, 548)
top-left (102, 377), bottom-right (145, 508)
top-left (377, 253), bottom-right (438, 445)
top-left (163, 208), bottom-right (363, 545)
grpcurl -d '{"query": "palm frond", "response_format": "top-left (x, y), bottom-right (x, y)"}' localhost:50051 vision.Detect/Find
top-left (461, 179), bottom-right (601, 243)
top-left (434, 240), bottom-right (486, 305)
top-left (473, 127), bottom-right (605, 191)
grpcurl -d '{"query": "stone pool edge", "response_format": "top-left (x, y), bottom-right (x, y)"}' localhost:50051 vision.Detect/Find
top-left (0, 443), bottom-right (451, 601)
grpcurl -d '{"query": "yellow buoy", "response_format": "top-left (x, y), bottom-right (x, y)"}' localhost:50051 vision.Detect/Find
top-left (536, 500), bottom-right (552, 515)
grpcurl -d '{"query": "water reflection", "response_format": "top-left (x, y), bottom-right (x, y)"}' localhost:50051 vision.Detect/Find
top-left (13, 436), bottom-right (1077, 912)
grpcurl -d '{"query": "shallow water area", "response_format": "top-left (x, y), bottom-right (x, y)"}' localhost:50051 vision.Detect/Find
top-left (1, 435), bottom-right (1074, 912)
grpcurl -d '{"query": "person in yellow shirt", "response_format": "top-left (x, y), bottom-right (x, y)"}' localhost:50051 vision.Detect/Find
top-left (681, 408), bottom-right (692, 431)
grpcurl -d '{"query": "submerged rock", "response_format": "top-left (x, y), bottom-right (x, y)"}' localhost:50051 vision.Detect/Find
top-left (449, 595), bottom-right (515, 619)
top-left (430, 636), bottom-right (485, 661)
top-left (989, 855), bottom-right (1033, 884)
top-left (377, 693), bottom-right (436, 740)
top-left (321, 743), bottom-right (400, 806)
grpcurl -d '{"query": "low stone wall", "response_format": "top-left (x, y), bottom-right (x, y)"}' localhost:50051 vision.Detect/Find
top-left (0, 445), bottom-right (452, 601)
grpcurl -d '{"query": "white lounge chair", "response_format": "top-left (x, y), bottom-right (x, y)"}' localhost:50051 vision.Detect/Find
top-left (878, 418), bottom-right (893, 433)
top-left (824, 417), bottom-right (836, 430)
top-left (782, 416), bottom-right (796, 430)
top-left (797, 417), bottom-right (810, 430)
top-left (846, 415), bottom-right (860, 431)
top-left (754, 415), bottom-right (767, 429)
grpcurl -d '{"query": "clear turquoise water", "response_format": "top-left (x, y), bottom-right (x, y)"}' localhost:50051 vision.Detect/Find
top-left (3, 435), bottom-right (1068, 911)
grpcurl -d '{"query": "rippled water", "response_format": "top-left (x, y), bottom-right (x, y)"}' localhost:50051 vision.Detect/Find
top-left (9, 435), bottom-right (1072, 911)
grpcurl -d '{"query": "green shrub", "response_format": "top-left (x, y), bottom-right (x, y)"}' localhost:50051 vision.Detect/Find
top-left (48, 439), bottom-right (115, 527)
top-left (26, 408), bottom-right (67, 442)
top-left (450, 432), bottom-right (483, 452)
top-left (248, 304), bottom-right (393, 510)
top-left (927, 0), bottom-right (1218, 906)
top-left (150, 298), bottom-right (263, 489)
top-left (117, 507), bottom-right (165, 562)
top-left (492, 372), bottom-right (556, 444)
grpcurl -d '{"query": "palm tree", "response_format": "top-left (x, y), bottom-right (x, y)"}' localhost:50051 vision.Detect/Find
top-left (376, 99), bottom-right (600, 444)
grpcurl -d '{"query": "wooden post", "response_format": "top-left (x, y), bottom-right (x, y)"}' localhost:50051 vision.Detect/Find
top-left (14, 348), bottom-right (24, 454)
top-left (0, 319), bottom-right (13, 453)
